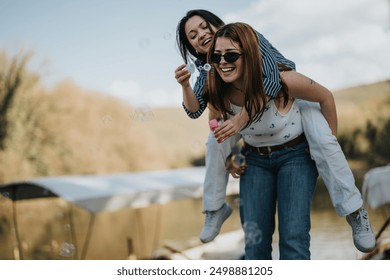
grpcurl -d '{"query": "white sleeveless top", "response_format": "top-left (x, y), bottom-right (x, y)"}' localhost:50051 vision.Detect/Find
top-left (232, 99), bottom-right (303, 147)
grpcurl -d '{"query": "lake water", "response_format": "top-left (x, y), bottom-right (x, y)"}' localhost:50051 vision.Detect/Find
top-left (1, 190), bottom-right (389, 260)
top-left (168, 207), bottom-right (389, 260)
top-left (165, 187), bottom-right (390, 260)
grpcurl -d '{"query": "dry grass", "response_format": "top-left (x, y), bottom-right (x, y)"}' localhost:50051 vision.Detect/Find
top-left (334, 79), bottom-right (390, 133)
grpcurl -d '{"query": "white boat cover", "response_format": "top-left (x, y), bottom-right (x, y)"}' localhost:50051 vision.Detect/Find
top-left (362, 164), bottom-right (390, 209)
top-left (0, 167), bottom-right (239, 213)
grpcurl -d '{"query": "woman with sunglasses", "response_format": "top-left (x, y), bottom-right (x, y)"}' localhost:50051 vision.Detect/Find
top-left (206, 22), bottom-right (321, 259)
top-left (174, 9), bottom-right (375, 253)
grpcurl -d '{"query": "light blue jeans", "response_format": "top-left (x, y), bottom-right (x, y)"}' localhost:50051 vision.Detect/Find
top-left (240, 141), bottom-right (318, 259)
top-left (203, 101), bottom-right (363, 216)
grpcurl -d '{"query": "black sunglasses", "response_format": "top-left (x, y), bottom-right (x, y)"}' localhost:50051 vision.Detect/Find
top-left (210, 52), bottom-right (243, 64)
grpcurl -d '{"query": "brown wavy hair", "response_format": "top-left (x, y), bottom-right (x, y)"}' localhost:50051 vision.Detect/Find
top-left (206, 22), bottom-right (290, 127)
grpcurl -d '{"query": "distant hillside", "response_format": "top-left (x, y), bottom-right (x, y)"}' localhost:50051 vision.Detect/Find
top-left (129, 106), bottom-right (210, 168)
top-left (0, 78), bottom-right (210, 183)
top-left (333, 79), bottom-right (390, 133)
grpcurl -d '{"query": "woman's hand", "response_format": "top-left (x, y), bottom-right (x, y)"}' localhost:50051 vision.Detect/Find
top-left (213, 110), bottom-right (248, 141)
top-left (174, 64), bottom-right (191, 88)
top-left (214, 109), bottom-right (249, 142)
top-left (213, 119), bottom-right (241, 142)
top-left (225, 160), bottom-right (247, 178)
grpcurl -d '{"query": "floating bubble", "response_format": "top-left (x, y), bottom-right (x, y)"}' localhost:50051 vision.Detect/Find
top-left (129, 106), bottom-right (155, 122)
top-left (186, 63), bottom-right (196, 74)
top-left (163, 32), bottom-right (172, 40)
top-left (138, 37), bottom-right (150, 49)
top-left (190, 139), bottom-right (203, 151)
top-left (42, 189), bottom-right (50, 196)
top-left (59, 242), bottom-right (76, 257)
top-left (55, 211), bottom-right (65, 220)
top-left (233, 197), bottom-right (241, 208)
top-left (198, 63), bottom-right (211, 72)
top-left (243, 221), bottom-right (263, 246)
top-left (88, 144), bottom-right (101, 159)
top-left (230, 153), bottom-right (246, 168)
top-left (101, 114), bottom-right (113, 124)
top-left (63, 224), bottom-right (71, 231)
top-left (203, 63), bottom-right (211, 72)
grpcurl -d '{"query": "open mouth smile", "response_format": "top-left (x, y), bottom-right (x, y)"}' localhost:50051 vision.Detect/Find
top-left (221, 67), bottom-right (235, 72)
top-left (202, 38), bottom-right (212, 46)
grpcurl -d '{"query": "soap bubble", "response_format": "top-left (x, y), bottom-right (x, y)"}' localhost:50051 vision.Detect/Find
top-left (59, 242), bottom-right (76, 257)
top-left (243, 221), bottom-right (263, 246)
top-left (198, 63), bottom-right (211, 72)
top-left (185, 63), bottom-right (196, 74)
top-left (129, 106), bottom-right (155, 122)
top-left (203, 63), bottom-right (211, 71)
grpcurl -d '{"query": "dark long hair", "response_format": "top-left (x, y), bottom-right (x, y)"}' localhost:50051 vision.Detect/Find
top-left (176, 9), bottom-right (224, 64)
top-left (207, 23), bottom-right (267, 126)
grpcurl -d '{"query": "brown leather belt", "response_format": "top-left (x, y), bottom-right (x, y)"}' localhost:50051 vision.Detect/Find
top-left (244, 134), bottom-right (306, 154)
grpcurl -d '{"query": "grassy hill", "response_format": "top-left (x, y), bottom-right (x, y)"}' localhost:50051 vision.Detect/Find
top-left (334, 79), bottom-right (390, 133)
top-left (128, 105), bottom-right (210, 168)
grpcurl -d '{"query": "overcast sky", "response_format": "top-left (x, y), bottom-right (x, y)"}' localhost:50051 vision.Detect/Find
top-left (1, 0), bottom-right (389, 107)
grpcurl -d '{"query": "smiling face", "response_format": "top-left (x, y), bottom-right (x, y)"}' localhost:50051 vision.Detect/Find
top-left (213, 37), bottom-right (244, 86)
top-left (184, 15), bottom-right (218, 55)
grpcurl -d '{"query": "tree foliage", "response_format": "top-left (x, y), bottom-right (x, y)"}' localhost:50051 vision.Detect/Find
top-left (340, 117), bottom-right (390, 166)
top-left (0, 51), bottom-right (36, 149)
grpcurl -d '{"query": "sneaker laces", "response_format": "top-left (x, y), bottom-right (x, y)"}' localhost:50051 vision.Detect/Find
top-left (351, 209), bottom-right (371, 233)
top-left (204, 210), bottom-right (218, 225)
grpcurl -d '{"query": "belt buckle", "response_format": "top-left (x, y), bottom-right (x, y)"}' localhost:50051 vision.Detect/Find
top-left (255, 146), bottom-right (271, 155)
top-left (255, 147), bottom-right (264, 155)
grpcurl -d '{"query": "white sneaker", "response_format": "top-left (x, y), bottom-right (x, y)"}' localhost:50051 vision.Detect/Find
top-left (346, 208), bottom-right (376, 253)
top-left (200, 203), bottom-right (233, 243)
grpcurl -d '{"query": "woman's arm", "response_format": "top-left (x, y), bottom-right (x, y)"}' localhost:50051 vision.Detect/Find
top-left (257, 32), bottom-right (296, 98)
top-left (175, 64), bottom-right (199, 111)
top-left (207, 105), bottom-right (221, 121)
top-left (175, 64), bottom-right (208, 119)
top-left (282, 71), bottom-right (338, 135)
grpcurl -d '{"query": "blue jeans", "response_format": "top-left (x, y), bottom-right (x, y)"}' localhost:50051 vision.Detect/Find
top-left (239, 140), bottom-right (318, 260)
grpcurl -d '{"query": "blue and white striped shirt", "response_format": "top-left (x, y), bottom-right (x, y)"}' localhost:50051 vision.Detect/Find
top-left (183, 31), bottom-right (296, 119)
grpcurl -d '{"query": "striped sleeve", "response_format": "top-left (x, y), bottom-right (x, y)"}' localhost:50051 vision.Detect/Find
top-left (182, 65), bottom-right (208, 119)
top-left (257, 32), bottom-right (296, 98)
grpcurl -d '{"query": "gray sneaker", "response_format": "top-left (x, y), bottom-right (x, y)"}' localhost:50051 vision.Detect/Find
top-left (346, 208), bottom-right (376, 253)
top-left (200, 203), bottom-right (233, 243)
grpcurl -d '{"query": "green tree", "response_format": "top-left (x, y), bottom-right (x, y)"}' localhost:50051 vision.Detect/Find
top-left (0, 51), bottom-right (34, 149)
top-left (370, 119), bottom-right (390, 165)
